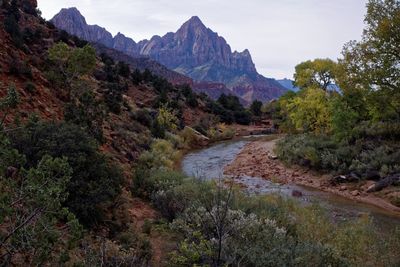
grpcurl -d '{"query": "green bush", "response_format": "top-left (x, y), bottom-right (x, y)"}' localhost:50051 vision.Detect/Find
top-left (9, 58), bottom-right (33, 78)
top-left (24, 81), bottom-right (36, 94)
top-left (134, 108), bottom-right (153, 128)
top-left (9, 121), bottom-right (123, 226)
top-left (276, 133), bottom-right (400, 176)
top-left (64, 87), bottom-right (106, 142)
top-left (103, 82), bottom-right (125, 114)
top-left (116, 61), bottom-right (130, 78)
top-left (206, 94), bottom-right (252, 125)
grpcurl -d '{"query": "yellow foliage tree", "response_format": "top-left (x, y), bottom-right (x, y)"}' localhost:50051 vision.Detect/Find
top-left (284, 88), bottom-right (332, 134)
top-left (156, 105), bottom-right (178, 132)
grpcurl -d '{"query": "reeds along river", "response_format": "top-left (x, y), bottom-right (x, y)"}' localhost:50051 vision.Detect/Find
top-left (181, 136), bottom-right (400, 233)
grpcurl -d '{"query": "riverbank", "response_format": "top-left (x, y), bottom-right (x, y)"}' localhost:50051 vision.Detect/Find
top-left (224, 138), bottom-right (400, 216)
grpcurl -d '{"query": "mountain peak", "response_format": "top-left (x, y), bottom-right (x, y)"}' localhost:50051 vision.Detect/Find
top-left (182, 16), bottom-right (206, 29)
top-left (188, 16), bottom-right (202, 23)
top-left (59, 7), bottom-right (83, 17)
top-left (54, 7), bottom-right (86, 25)
top-left (52, 8), bottom-right (287, 103)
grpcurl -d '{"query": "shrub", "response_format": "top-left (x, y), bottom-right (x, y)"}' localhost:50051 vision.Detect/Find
top-left (131, 69), bottom-right (143, 85)
top-left (9, 58), bottom-right (33, 78)
top-left (134, 108), bottom-right (153, 128)
top-left (207, 123), bottom-right (235, 142)
top-left (48, 43), bottom-right (96, 85)
top-left (116, 61), bottom-right (130, 78)
top-left (207, 94), bottom-right (251, 125)
top-left (0, 154), bottom-right (83, 266)
top-left (24, 81), bottom-right (36, 94)
top-left (77, 236), bottom-right (152, 266)
top-left (193, 114), bottom-right (219, 136)
top-left (234, 110), bottom-right (252, 125)
top-left (250, 100), bottom-right (263, 116)
top-left (64, 87), bottom-right (106, 142)
top-left (4, 10), bottom-right (23, 48)
top-left (180, 84), bottom-right (199, 107)
top-left (179, 126), bottom-right (201, 148)
top-left (276, 133), bottom-right (400, 176)
top-left (151, 175), bottom-right (214, 221)
top-left (142, 219), bottom-right (152, 235)
top-left (104, 82), bottom-right (124, 114)
top-left (132, 139), bottom-right (181, 198)
top-left (9, 121), bottom-right (123, 226)
top-left (151, 105), bottom-right (179, 138)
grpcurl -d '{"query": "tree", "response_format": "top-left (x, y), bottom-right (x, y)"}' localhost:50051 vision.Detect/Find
top-left (339, 0), bottom-right (400, 121)
top-left (103, 82), bottom-right (124, 114)
top-left (64, 83), bottom-right (107, 142)
top-left (131, 69), bottom-right (143, 85)
top-left (3, 0), bottom-right (23, 48)
top-left (0, 154), bottom-right (82, 265)
top-left (156, 105), bottom-right (178, 132)
top-left (116, 61), bottom-right (130, 78)
top-left (0, 84), bottom-right (19, 128)
top-left (294, 59), bottom-right (338, 91)
top-left (284, 88), bottom-right (332, 134)
top-left (48, 43), bottom-right (96, 86)
top-left (9, 122), bottom-right (123, 226)
top-left (250, 100), bottom-right (263, 116)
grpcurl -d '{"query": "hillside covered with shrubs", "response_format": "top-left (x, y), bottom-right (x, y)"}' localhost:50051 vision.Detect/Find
top-left (0, 0), bottom-right (257, 265)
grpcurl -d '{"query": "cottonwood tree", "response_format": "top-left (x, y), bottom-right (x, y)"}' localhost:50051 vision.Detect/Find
top-left (340, 0), bottom-right (400, 121)
top-left (294, 59), bottom-right (338, 91)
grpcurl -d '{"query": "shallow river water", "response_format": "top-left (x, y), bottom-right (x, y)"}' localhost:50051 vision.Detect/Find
top-left (181, 137), bottom-right (400, 232)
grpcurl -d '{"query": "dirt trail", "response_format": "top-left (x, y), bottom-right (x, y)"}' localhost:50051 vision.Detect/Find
top-left (224, 139), bottom-right (400, 215)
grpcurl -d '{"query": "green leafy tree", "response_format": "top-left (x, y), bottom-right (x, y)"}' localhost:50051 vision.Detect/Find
top-left (48, 43), bottom-right (96, 86)
top-left (3, 0), bottom-right (23, 48)
top-left (131, 69), bottom-right (143, 85)
top-left (250, 100), bottom-right (263, 116)
top-left (155, 105), bottom-right (178, 133)
top-left (116, 61), bottom-right (130, 78)
top-left (0, 84), bottom-right (19, 128)
top-left (284, 88), bottom-right (332, 134)
top-left (0, 154), bottom-right (82, 265)
top-left (64, 84), bottom-right (107, 142)
top-left (294, 58), bottom-right (338, 91)
top-left (10, 122), bottom-right (123, 226)
top-left (340, 0), bottom-right (400, 121)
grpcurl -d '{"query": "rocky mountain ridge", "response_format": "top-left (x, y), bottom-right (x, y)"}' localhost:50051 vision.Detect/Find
top-left (51, 7), bottom-right (288, 103)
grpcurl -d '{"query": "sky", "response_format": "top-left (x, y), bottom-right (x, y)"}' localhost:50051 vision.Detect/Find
top-left (38, 0), bottom-right (368, 79)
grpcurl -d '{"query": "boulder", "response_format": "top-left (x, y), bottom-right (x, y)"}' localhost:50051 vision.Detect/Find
top-left (184, 126), bottom-right (210, 147)
top-left (329, 173), bottom-right (360, 185)
top-left (367, 174), bottom-right (400, 193)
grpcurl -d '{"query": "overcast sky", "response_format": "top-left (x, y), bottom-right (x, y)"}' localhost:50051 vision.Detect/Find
top-left (38, 0), bottom-right (367, 79)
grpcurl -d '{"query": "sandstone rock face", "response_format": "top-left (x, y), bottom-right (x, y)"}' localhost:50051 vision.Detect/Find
top-left (52, 9), bottom-right (288, 103)
top-left (140, 16), bottom-right (257, 76)
top-left (52, 8), bottom-right (114, 46)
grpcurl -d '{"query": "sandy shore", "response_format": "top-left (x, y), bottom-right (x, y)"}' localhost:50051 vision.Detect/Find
top-left (224, 138), bottom-right (400, 215)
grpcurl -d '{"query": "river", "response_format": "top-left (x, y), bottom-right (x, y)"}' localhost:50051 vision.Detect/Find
top-left (181, 137), bottom-right (400, 232)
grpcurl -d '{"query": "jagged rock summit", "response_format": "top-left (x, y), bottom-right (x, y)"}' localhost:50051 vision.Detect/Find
top-left (52, 8), bottom-right (287, 103)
